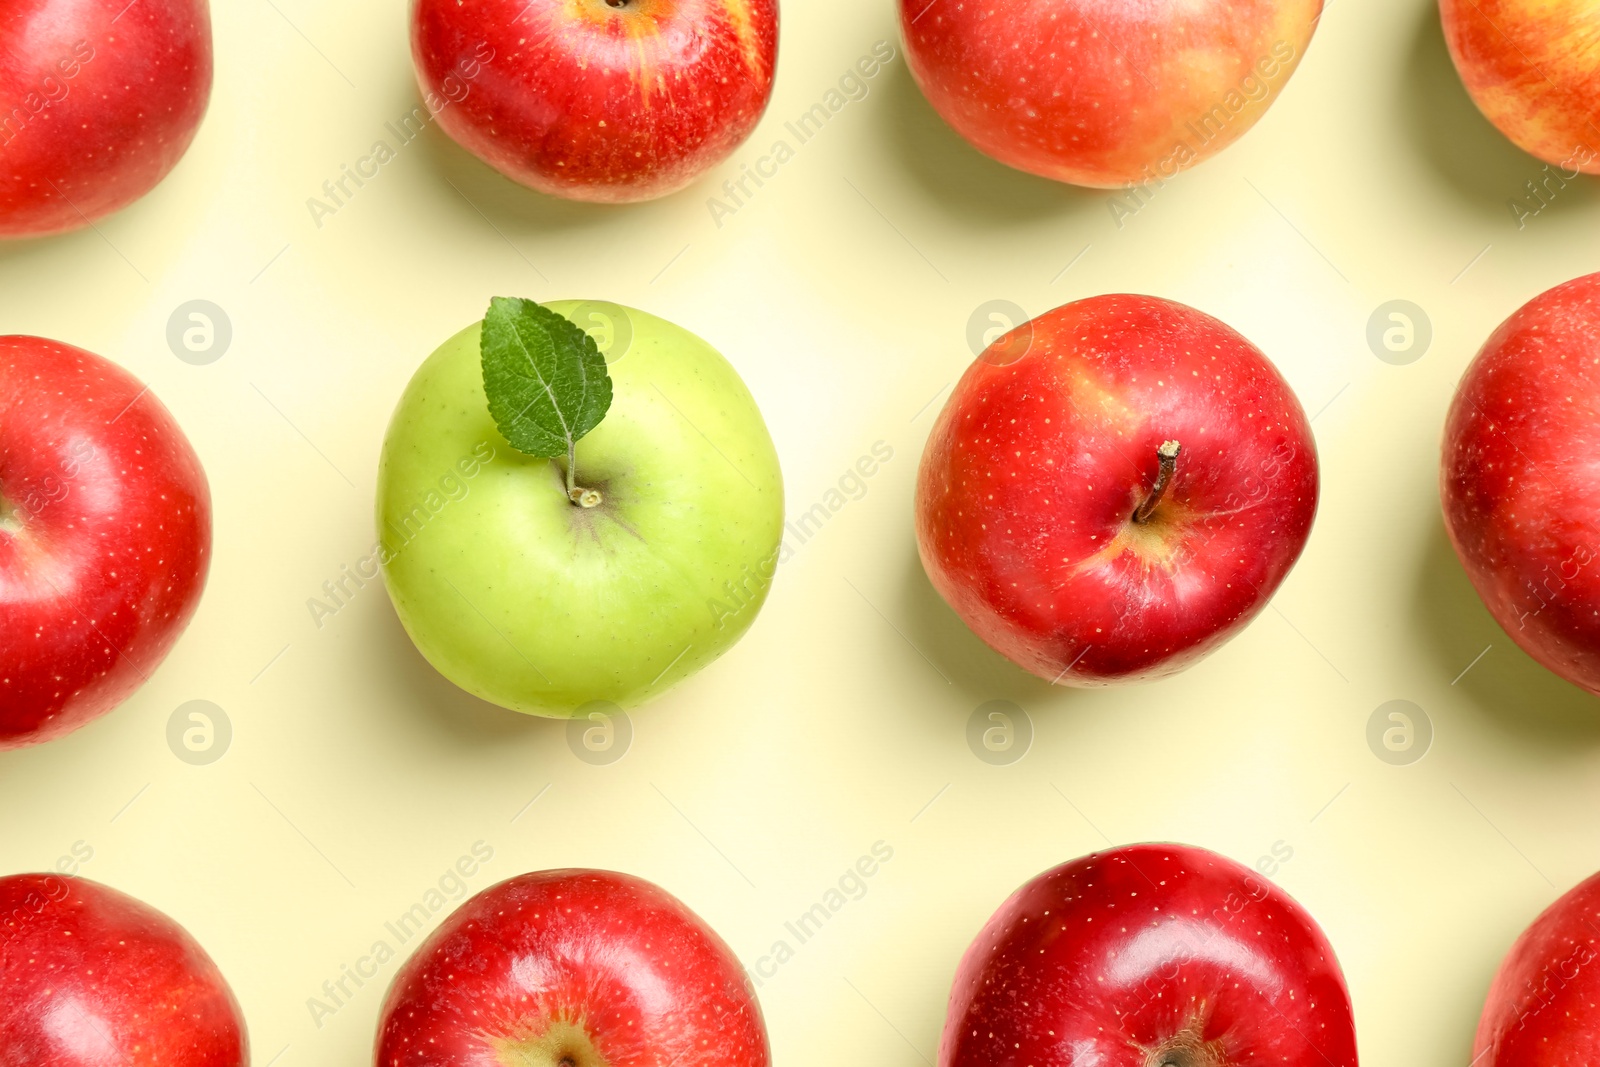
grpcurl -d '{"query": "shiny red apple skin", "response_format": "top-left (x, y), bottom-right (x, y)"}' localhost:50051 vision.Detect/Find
top-left (1440, 0), bottom-right (1600, 173)
top-left (942, 844), bottom-right (1357, 1067)
top-left (0, 874), bottom-right (247, 1066)
top-left (0, 336), bottom-right (212, 749)
top-left (375, 869), bottom-right (769, 1067)
top-left (1441, 274), bottom-right (1600, 695)
top-left (411, 0), bottom-right (778, 204)
top-left (0, 0), bottom-right (213, 238)
top-left (1475, 868), bottom-right (1600, 1065)
top-left (898, 0), bottom-right (1321, 188)
top-left (915, 294), bottom-right (1318, 686)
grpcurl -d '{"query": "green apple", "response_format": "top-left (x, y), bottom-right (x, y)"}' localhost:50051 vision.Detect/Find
top-left (376, 299), bottom-right (784, 717)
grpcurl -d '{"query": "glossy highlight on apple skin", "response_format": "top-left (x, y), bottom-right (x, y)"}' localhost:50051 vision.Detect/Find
top-left (0, 0), bottom-right (213, 238)
top-left (1440, 0), bottom-right (1600, 173)
top-left (898, 0), bottom-right (1322, 188)
top-left (0, 874), bottom-right (247, 1067)
top-left (375, 869), bottom-right (770, 1067)
top-left (0, 336), bottom-right (212, 750)
top-left (1442, 273), bottom-right (1600, 695)
top-left (411, 0), bottom-right (779, 203)
top-left (942, 844), bottom-right (1357, 1067)
top-left (915, 294), bottom-right (1318, 686)
top-left (1475, 868), bottom-right (1600, 1066)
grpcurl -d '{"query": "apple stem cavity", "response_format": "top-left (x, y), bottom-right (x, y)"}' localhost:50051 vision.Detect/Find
top-left (1144, 1030), bottom-right (1226, 1067)
top-left (1132, 440), bottom-right (1182, 524)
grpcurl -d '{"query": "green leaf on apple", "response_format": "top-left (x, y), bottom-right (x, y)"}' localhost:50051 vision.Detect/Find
top-left (480, 297), bottom-right (613, 506)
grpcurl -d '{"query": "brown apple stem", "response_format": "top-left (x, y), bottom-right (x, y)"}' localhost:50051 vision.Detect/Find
top-left (1132, 440), bottom-right (1181, 524)
top-left (563, 445), bottom-right (603, 509)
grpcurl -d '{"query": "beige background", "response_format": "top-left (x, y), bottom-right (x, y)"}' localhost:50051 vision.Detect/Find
top-left (4, 0), bottom-right (1600, 1063)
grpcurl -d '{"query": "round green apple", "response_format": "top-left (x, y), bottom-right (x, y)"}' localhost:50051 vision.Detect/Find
top-left (376, 300), bottom-right (784, 717)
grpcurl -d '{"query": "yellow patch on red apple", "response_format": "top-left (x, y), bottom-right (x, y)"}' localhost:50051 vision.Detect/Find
top-left (722, 0), bottom-right (766, 71)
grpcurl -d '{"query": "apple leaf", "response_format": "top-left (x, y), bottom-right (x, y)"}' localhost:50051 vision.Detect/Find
top-left (480, 297), bottom-right (613, 461)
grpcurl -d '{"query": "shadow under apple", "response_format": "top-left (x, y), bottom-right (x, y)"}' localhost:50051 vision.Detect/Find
top-left (0, 221), bottom-right (138, 276)
top-left (1413, 519), bottom-right (1600, 745)
top-left (384, 64), bottom-right (634, 238)
top-left (368, 596), bottom-right (565, 749)
top-left (876, 61), bottom-right (1102, 227)
top-left (894, 542), bottom-right (1075, 712)
top-left (0, 230), bottom-right (64, 267)
top-left (411, 122), bottom-right (631, 238)
top-left (1401, 3), bottom-right (1600, 217)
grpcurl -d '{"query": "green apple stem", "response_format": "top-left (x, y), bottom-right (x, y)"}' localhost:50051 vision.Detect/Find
top-left (1132, 440), bottom-right (1181, 524)
top-left (564, 443), bottom-right (603, 509)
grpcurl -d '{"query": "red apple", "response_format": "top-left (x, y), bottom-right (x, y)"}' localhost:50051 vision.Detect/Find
top-left (0, 0), bottom-right (213, 238)
top-left (0, 336), bottom-right (211, 749)
top-left (1440, 0), bottom-right (1600, 173)
top-left (1442, 273), bottom-right (1600, 694)
top-left (915, 294), bottom-right (1318, 685)
top-left (411, 0), bottom-right (778, 204)
top-left (0, 874), bottom-right (247, 1065)
top-left (375, 869), bottom-right (769, 1067)
top-left (1475, 867), bottom-right (1600, 1065)
top-left (942, 844), bottom-right (1357, 1067)
top-left (898, 0), bottom-right (1322, 188)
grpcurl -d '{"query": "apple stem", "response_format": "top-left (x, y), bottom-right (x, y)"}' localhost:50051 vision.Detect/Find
top-left (1132, 440), bottom-right (1181, 524)
top-left (564, 444), bottom-right (603, 508)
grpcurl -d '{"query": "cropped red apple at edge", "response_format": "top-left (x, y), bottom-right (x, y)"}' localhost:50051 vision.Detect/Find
top-left (0, 874), bottom-right (248, 1065)
top-left (1475, 866), bottom-right (1600, 1064)
top-left (943, 844), bottom-right (1357, 1067)
top-left (898, 0), bottom-right (1323, 188)
top-left (1440, 0), bottom-right (1600, 173)
top-left (376, 869), bottom-right (769, 1067)
top-left (1442, 272), bottom-right (1600, 694)
top-left (916, 294), bottom-right (1319, 685)
top-left (0, 0), bottom-right (213, 238)
top-left (0, 336), bottom-right (212, 749)
top-left (411, 0), bottom-right (779, 204)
